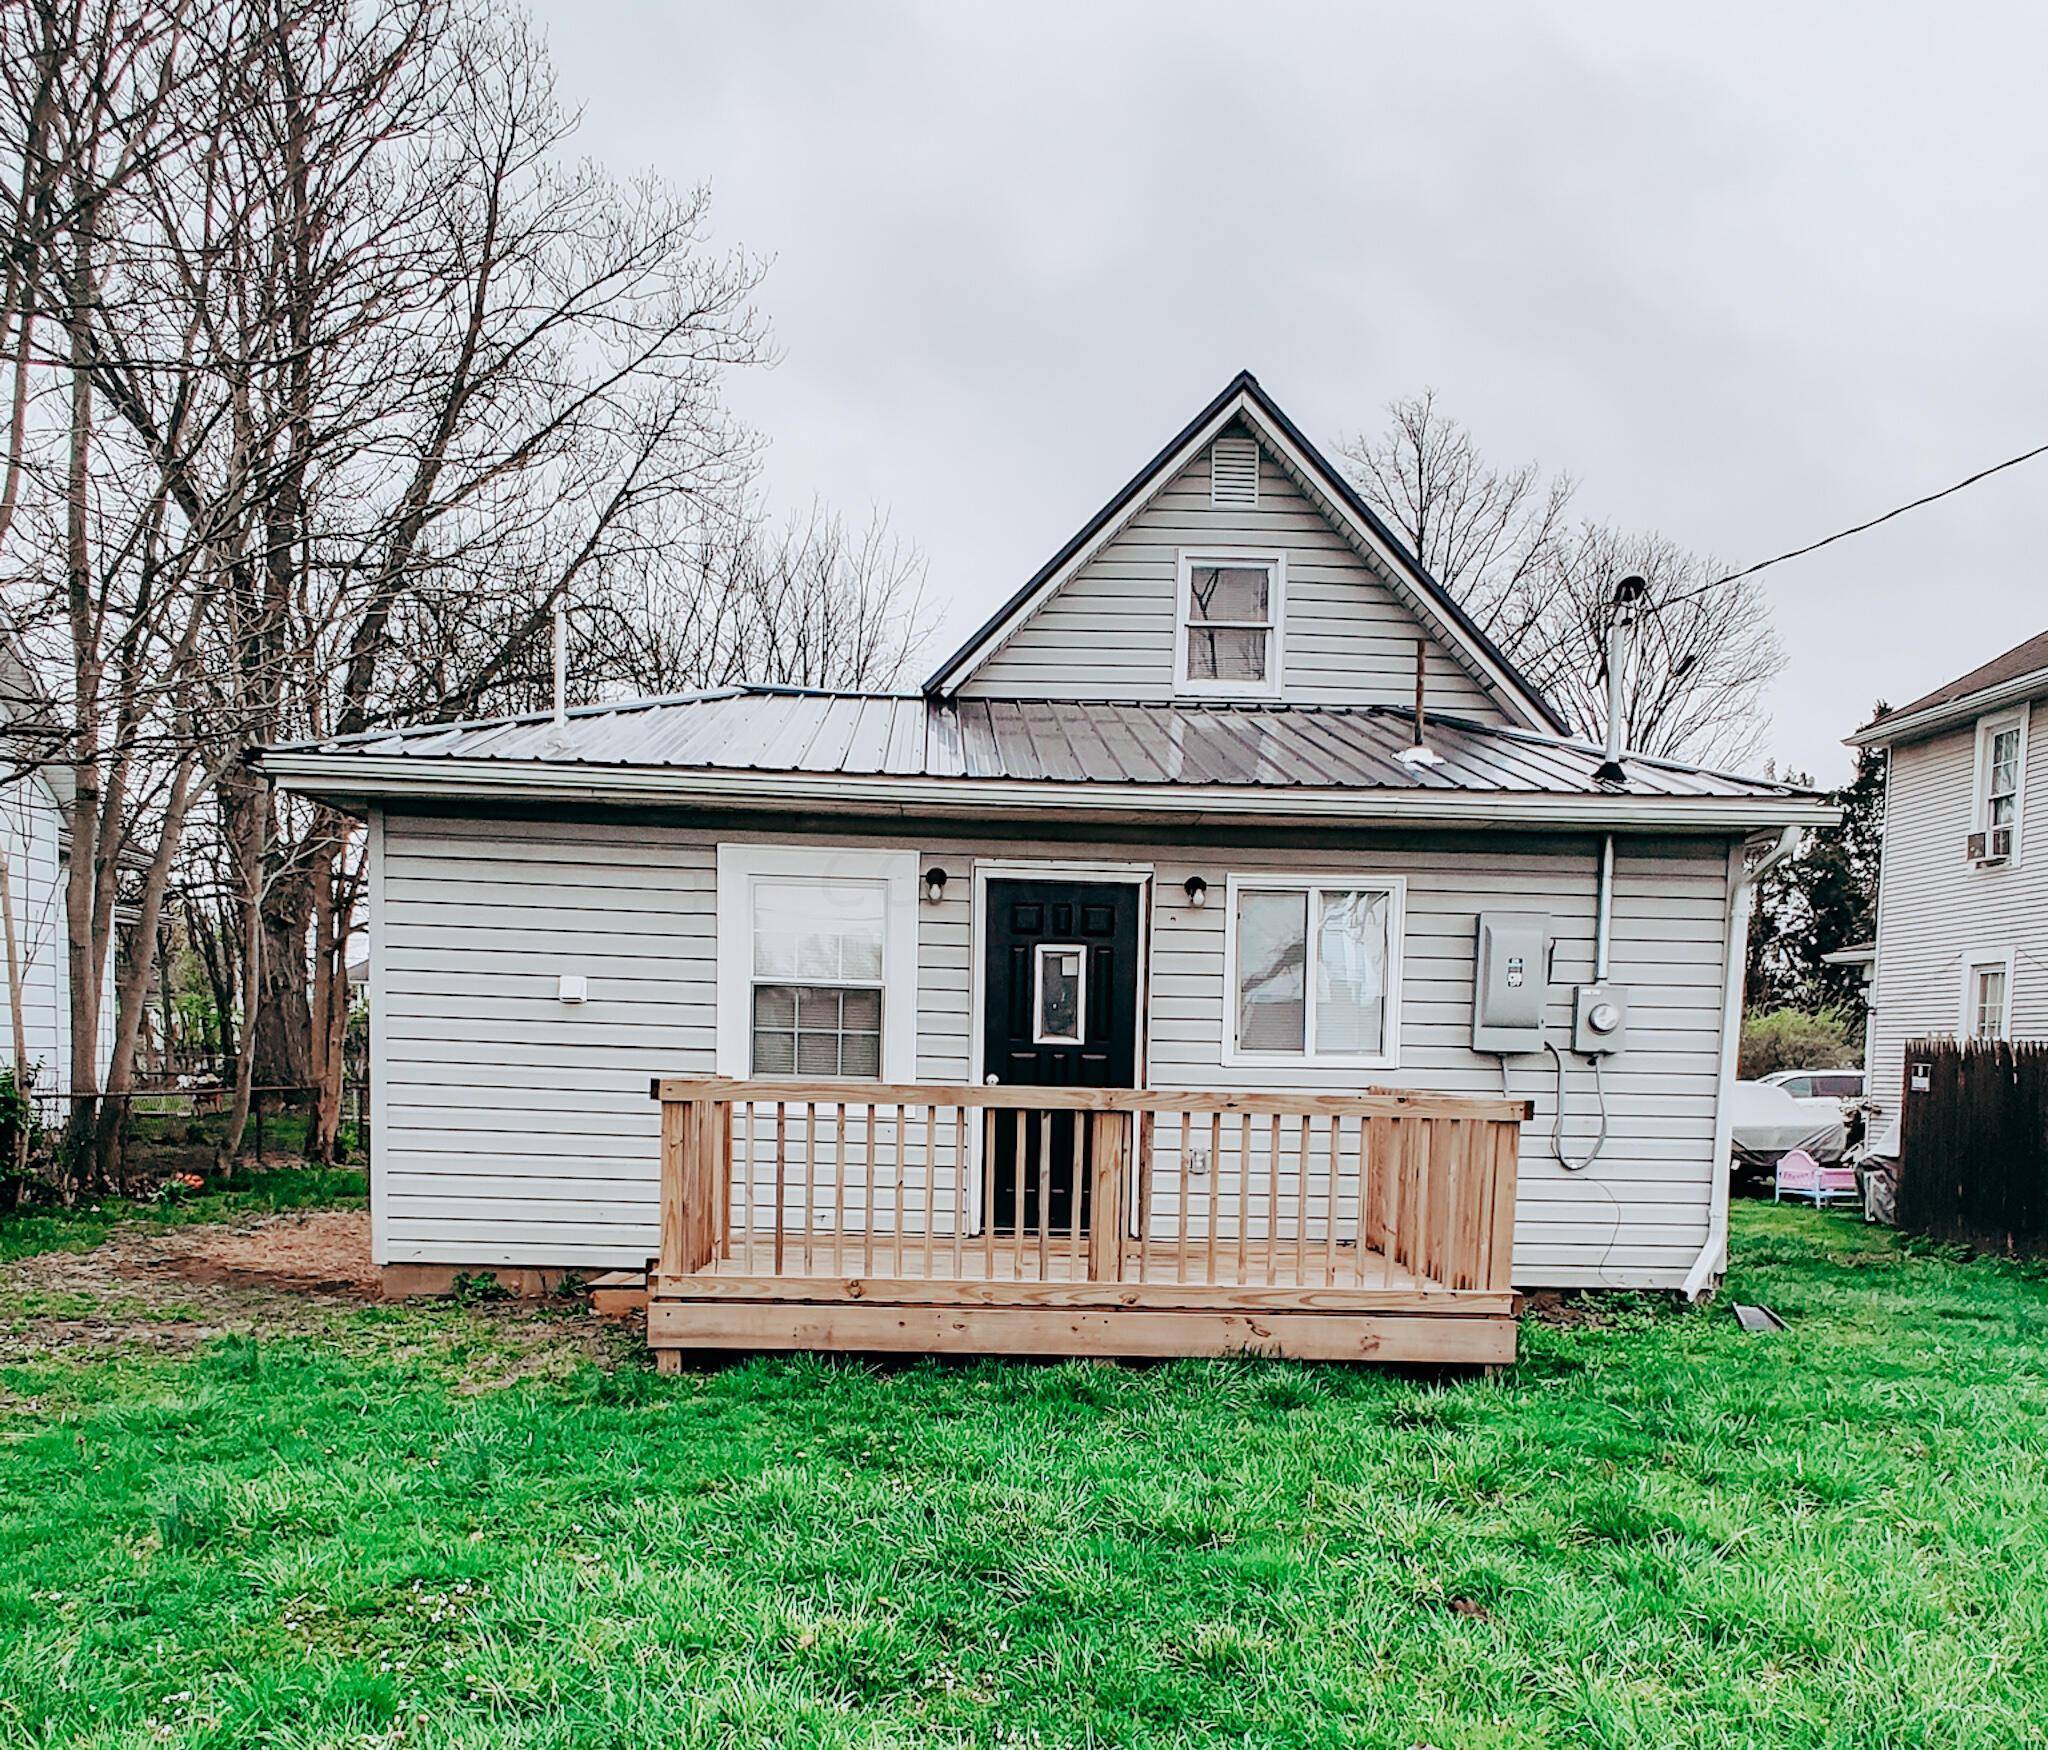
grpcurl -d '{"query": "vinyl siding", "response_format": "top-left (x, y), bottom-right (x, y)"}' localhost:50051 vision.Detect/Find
top-left (1867, 704), bottom-right (2048, 1130)
top-left (375, 811), bottom-right (1737, 1290)
top-left (0, 768), bottom-right (100, 1093)
top-left (965, 421), bottom-right (1511, 720)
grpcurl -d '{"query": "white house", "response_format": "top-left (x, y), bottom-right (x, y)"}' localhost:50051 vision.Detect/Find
top-left (1850, 627), bottom-right (2048, 1138)
top-left (260, 372), bottom-right (1831, 1352)
top-left (0, 645), bottom-right (112, 1098)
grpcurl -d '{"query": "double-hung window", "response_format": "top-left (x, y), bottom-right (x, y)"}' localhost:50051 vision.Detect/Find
top-left (1973, 707), bottom-right (2028, 860)
top-left (716, 846), bottom-right (917, 1080)
top-left (1224, 875), bottom-right (1404, 1067)
top-left (1960, 948), bottom-right (2015, 1042)
top-left (748, 883), bottom-right (885, 1076)
top-left (1176, 550), bottom-right (1283, 696)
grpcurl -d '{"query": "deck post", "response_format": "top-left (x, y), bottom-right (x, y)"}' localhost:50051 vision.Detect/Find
top-left (658, 1094), bottom-right (722, 1276)
top-left (656, 1095), bottom-right (687, 1277)
top-left (1087, 1111), bottom-right (1130, 1282)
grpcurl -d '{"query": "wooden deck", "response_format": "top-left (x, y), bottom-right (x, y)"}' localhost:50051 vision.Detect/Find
top-left (647, 1081), bottom-right (1528, 1365)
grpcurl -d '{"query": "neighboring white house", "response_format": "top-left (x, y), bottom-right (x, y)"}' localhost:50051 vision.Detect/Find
top-left (1850, 627), bottom-right (2048, 1138)
top-left (0, 645), bottom-right (114, 1096)
top-left (260, 370), bottom-right (1833, 1299)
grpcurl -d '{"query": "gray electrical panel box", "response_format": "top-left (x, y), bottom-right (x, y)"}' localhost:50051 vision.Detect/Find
top-left (1472, 912), bottom-right (1551, 1053)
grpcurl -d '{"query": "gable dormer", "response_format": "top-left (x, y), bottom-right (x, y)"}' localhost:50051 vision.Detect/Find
top-left (928, 374), bottom-right (1562, 733)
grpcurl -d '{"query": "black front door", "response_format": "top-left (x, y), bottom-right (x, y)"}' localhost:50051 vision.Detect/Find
top-left (983, 879), bottom-right (1141, 1235)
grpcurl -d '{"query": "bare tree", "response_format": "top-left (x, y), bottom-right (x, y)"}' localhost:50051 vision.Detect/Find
top-left (1343, 392), bottom-right (1782, 767)
top-left (2, 0), bottom-right (937, 1179)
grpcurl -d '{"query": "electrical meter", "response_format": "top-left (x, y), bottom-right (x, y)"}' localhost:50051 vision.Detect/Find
top-left (1572, 983), bottom-right (1629, 1055)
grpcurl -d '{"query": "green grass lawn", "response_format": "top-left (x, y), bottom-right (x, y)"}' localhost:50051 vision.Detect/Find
top-left (3, 1200), bottom-right (2046, 1748)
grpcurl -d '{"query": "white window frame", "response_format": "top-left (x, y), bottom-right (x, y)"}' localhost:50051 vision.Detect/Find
top-left (1173, 548), bottom-right (1285, 699)
top-left (1971, 704), bottom-right (2028, 863)
top-left (715, 843), bottom-right (918, 1079)
top-left (1957, 946), bottom-right (2016, 1042)
top-left (1030, 941), bottom-right (1088, 1046)
top-left (1221, 872), bottom-right (1405, 1070)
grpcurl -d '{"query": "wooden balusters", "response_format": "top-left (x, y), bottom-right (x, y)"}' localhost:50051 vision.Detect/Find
top-left (652, 1080), bottom-right (1525, 1303)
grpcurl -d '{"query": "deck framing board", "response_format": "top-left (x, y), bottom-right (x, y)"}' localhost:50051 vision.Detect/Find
top-left (648, 1299), bottom-right (1517, 1363)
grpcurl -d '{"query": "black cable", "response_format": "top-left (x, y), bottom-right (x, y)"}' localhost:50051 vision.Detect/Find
top-left (1651, 437), bottom-right (2048, 614)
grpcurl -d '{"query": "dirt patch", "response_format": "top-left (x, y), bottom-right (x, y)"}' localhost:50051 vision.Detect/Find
top-left (8, 1208), bottom-right (379, 1304)
top-left (3, 1207), bottom-right (640, 1377)
top-left (1522, 1288), bottom-right (1629, 1330)
top-left (165, 1209), bottom-right (378, 1297)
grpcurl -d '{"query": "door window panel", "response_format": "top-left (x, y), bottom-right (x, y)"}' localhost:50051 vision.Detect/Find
top-left (1033, 944), bottom-right (1086, 1045)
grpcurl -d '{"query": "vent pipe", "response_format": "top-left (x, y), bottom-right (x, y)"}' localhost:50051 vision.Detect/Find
top-left (1396, 636), bottom-right (1444, 768)
top-left (1595, 575), bottom-right (1649, 785)
top-left (552, 599), bottom-right (568, 726)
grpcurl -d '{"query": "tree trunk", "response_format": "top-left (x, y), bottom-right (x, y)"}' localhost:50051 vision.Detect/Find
top-left (92, 760), bottom-right (199, 1188)
top-left (217, 781), bottom-right (266, 1167)
top-left (306, 821), bottom-right (348, 1161)
top-left (0, 839), bottom-right (29, 1186)
top-left (60, 220), bottom-right (102, 1191)
top-left (254, 860), bottom-right (313, 1097)
top-left (186, 896), bottom-right (237, 1065)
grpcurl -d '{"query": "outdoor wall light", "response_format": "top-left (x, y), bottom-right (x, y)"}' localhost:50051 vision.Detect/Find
top-left (924, 866), bottom-right (949, 904)
top-left (1183, 876), bottom-right (1208, 909)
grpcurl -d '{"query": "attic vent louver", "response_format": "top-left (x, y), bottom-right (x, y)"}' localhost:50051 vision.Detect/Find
top-left (1209, 435), bottom-right (1259, 507)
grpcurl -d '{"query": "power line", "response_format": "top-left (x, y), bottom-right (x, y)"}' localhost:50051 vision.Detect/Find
top-left (1652, 435), bottom-right (2048, 614)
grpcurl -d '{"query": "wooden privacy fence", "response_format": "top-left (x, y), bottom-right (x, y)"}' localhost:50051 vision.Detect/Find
top-left (1899, 1038), bottom-right (2048, 1248)
top-left (647, 1081), bottom-right (1531, 1368)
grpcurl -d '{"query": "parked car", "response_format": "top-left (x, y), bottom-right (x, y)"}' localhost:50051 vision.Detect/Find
top-left (1730, 1078), bottom-right (1848, 1193)
top-left (1761, 1068), bottom-right (1866, 1104)
top-left (1761, 1067), bottom-right (1869, 1150)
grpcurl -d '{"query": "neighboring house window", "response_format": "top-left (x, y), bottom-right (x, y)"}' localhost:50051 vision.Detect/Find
top-left (1972, 706), bottom-right (2028, 857)
top-left (1223, 874), bottom-right (1404, 1067)
top-left (1175, 550), bottom-right (1284, 696)
top-left (715, 845), bottom-right (918, 1079)
top-left (1959, 948), bottom-right (2015, 1041)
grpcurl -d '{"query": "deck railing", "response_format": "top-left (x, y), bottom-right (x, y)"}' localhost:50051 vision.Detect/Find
top-left (652, 1080), bottom-right (1526, 1298)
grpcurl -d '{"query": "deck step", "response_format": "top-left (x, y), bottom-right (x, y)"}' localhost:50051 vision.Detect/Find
top-left (588, 1269), bottom-right (649, 1317)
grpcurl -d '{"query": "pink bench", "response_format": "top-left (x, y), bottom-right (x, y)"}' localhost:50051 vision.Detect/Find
top-left (1774, 1150), bottom-right (1859, 1206)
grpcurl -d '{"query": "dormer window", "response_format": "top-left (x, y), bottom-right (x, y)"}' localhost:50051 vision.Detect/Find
top-left (1175, 549), bottom-right (1284, 696)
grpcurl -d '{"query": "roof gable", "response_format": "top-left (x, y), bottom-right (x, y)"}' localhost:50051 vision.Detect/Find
top-left (925, 370), bottom-right (1565, 732)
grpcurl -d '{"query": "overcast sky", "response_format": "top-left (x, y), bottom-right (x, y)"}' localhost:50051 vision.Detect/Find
top-left (532, 0), bottom-right (2045, 785)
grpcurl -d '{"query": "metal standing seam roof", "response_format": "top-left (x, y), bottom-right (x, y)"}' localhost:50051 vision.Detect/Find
top-left (267, 688), bottom-right (1816, 803)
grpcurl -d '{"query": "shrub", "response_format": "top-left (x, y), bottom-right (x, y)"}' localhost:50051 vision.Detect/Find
top-left (450, 1270), bottom-right (512, 1306)
top-left (1740, 1006), bottom-right (1860, 1080)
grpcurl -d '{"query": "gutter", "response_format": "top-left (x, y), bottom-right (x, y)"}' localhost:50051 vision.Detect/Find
top-left (1684, 823), bottom-right (1806, 1300)
top-left (256, 753), bottom-right (1843, 833)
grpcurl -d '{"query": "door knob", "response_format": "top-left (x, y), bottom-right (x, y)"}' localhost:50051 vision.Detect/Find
top-left (985, 1073), bottom-right (1000, 1085)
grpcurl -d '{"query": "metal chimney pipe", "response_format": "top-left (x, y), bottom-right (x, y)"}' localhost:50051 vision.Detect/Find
top-left (552, 599), bottom-right (568, 726)
top-left (1595, 575), bottom-right (1649, 783)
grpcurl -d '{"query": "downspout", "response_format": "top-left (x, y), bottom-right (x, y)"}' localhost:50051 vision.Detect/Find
top-left (1593, 831), bottom-right (1615, 982)
top-left (1684, 822), bottom-right (1805, 1299)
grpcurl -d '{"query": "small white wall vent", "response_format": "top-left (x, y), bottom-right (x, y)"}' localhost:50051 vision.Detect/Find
top-left (1209, 435), bottom-right (1260, 507)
